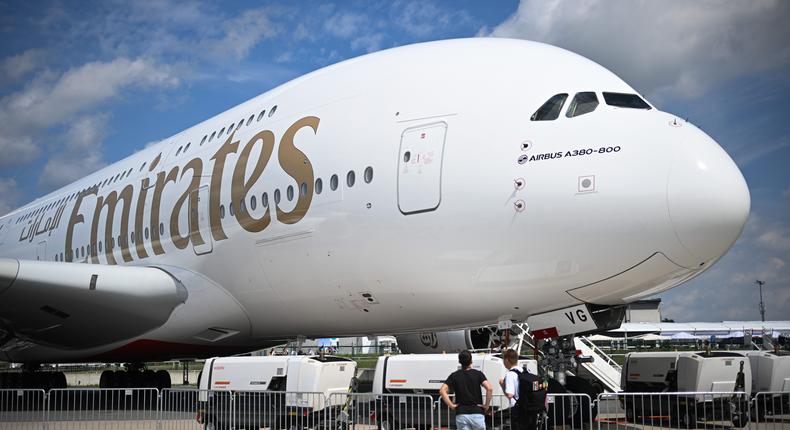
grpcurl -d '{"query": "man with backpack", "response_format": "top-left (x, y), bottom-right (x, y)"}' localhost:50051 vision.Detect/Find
top-left (440, 350), bottom-right (493, 430)
top-left (500, 349), bottom-right (547, 430)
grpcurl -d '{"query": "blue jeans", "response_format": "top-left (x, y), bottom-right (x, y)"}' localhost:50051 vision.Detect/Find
top-left (456, 413), bottom-right (486, 430)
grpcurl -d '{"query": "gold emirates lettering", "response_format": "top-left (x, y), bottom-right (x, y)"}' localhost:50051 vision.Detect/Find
top-left (64, 116), bottom-right (320, 263)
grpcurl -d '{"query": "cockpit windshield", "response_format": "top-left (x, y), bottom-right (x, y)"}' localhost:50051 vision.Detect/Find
top-left (531, 94), bottom-right (568, 121)
top-left (603, 92), bottom-right (651, 110)
top-left (566, 92), bottom-right (599, 118)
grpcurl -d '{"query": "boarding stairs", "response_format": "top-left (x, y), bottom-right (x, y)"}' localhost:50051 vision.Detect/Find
top-left (574, 336), bottom-right (622, 392)
top-left (501, 323), bottom-right (622, 392)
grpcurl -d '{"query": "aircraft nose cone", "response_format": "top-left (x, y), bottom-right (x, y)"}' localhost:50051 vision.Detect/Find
top-left (667, 131), bottom-right (750, 267)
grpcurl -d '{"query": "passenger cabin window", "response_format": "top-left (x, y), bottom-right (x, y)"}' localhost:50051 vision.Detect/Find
top-left (603, 92), bottom-right (651, 110)
top-left (531, 94), bottom-right (568, 121)
top-left (566, 92), bottom-right (599, 118)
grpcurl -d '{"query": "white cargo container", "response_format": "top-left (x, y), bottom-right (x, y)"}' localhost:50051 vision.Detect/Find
top-left (746, 351), bottom-right (790, 420)
top-left (196, 355), bottom-right (357, 429)
top-left (372, 353), bottom-right (537, 399)
top-left (370, 353), bottom-right (538, 429)
top-left (621, 351), bottom-right (751, 427)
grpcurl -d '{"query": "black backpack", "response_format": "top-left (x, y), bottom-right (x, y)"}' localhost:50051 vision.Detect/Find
top-left (510, 368), bottom-right (547, 412)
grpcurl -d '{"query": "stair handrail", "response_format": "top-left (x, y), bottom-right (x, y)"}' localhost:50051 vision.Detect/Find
top-left (578, 336), bottom-right (622, 372)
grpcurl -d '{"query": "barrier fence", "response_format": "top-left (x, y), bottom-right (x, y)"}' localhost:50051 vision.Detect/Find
top-left (0, 389), bottom-right (45, 430)
top-left (0, 388), bottom-right (788, 429)
top-left (754, 391), bottom-right (790, 428)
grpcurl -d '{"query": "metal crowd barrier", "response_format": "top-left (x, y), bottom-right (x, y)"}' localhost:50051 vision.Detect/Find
top-left (434, 393), bottom-right (592, 430)
top-left (0, 389), bottom-right (46, 430)
top-left (159, 388), bottom-right (201, 430)
top-left (1, 387), bottom-right (789, 429)
top-left (326, 392), bottom-right (434, 430)
top-left (753, 391), bottom-right (790, 426)
top-left (47, 388), bottom-right (160, 429)
top-left (597, 391), bottom-right (754, 430)
top-left (200, 390), bottom-right (328, 430)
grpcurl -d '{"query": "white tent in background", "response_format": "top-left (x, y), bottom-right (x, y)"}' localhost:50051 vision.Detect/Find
top-left (670, 332), bottom-right (700, 340)
top-left (725, 331), bottom-right (746, 338)
top-left (588, 334), bottom-right (616, 341)
top-left (635, 333), bottom-right (671, 341)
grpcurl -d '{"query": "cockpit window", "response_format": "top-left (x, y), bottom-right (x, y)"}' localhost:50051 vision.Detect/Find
top-left (603, 92), bottom-right (651, 110)
top-left (531, 94), bottom-right (568, 121)
top-left (566, 92), bottom-right (599, 118)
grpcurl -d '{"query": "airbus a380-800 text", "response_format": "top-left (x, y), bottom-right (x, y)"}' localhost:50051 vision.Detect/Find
top-left (0, 38), bottom-right (749, 389)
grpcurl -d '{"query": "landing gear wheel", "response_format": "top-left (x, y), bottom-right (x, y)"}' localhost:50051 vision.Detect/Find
top-left (156, 370), bottom-right (171, 390)
top-left (564, 375), bottom-right (599, 427)
top-left (731, 412), bottom-right (748, 428)
top-left (53, 371), bottom-right (67, 389)
top-left (679, 408), bottom-right (696, 429)
top-left (99, 370), bottom-right (113, 388)
top-left (546, 378), bottom-right (578, 427)
top-left (143, 370), bottom-right (157, 388)
top-left (377, 415), bottom-right (398, 430)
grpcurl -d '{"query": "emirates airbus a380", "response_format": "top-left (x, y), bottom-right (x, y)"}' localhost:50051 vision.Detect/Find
top-left (0, 38), bottom-right (749, 389)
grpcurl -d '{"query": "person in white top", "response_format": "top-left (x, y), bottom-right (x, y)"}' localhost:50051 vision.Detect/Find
top-left (499, 349), bottom-right (526, 430)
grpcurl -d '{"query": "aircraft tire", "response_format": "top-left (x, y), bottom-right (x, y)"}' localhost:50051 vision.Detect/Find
top-left (564, 375), bottom-right (599, 427)
top-left (156, 370), bottom-right (172, 390)
top-left (143, 370), bottom-right (157, 388)
top-left (53, 371), bottom-right (67, 389)
top-left (100, 370), bottom-right (116, 388)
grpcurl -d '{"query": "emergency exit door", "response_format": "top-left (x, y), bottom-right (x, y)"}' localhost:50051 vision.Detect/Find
top-left (398, 122), bottom-right (447, 214)
top-left (192, 185), bottom-right (213, 255)
top-left (36, 241), bottom-right (47, 261)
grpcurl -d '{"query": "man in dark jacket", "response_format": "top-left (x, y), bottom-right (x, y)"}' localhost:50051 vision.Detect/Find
top-left (440, 350), bottom-right (493, 430)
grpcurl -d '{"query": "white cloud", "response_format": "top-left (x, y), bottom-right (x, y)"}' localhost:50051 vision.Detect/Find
top-left (351, 34), bottom-right (384, 53)
top-left (485, 0), bottom-right (790, 99)
top-left (208, 8), bottom-right (279, 61)
top-left (0, 135), bottom-right (40, 167)
top-left (324, 11), bottom-right (367, 39)
top-left (659, 207), bottom-right (790, 321)
top-left (293, 23), bottom-right (310, 41)
top-left (735, 139), bottom-right (790, 166)
top-left (39, 115), bottom-right (108, 188)
top-left (0, 49), bottom-right (46, 86)
top-left (0, 57), bottom-right (178, 168)
top-left (0, 178), bottom-right (21, 217)
top-left (275, 51), bottom-right (293, 63)
top-left (757, 227), bottom-right (790, 251)
top-left (392, 0), bottom-right (475, 37)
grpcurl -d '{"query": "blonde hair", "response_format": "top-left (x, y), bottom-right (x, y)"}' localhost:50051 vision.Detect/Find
top-left (503, 349), bottom-right (519, 366)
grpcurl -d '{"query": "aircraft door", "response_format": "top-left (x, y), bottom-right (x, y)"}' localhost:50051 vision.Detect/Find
top-left (193, 185), bottom-right (213, 255)
top-left (36, 241), bottom-right (47, 261)
top-left (0, 221), bottom-right (6, 245)
top-left (398, 122), bottom-right (447, 214)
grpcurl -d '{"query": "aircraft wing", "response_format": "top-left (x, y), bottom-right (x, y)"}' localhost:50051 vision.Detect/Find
top-left (0, 258), bottom-right (187, 349)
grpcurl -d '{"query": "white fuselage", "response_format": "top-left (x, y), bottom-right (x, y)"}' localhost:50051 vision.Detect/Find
top-left (0, 38), bottom-right (750, 363)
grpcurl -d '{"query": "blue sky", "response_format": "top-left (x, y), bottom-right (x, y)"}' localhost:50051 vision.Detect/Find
top-left (0, 0), bottom-right (788, 322)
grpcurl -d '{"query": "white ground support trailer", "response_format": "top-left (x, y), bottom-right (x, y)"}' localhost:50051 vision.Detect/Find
top-left (746, 351), bottom-right (790, 420)
top-left (620, 351), bottom-right (752, 427)
top-left (196, 355), bottom-right (357, 429)
top-left (370, 353), bottom-right (539, 429)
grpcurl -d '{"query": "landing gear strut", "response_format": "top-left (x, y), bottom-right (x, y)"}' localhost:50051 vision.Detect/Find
top-left (540, 335), bottom-right (585, 385)
top-left (538, 335), bottom-right (598, 427)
